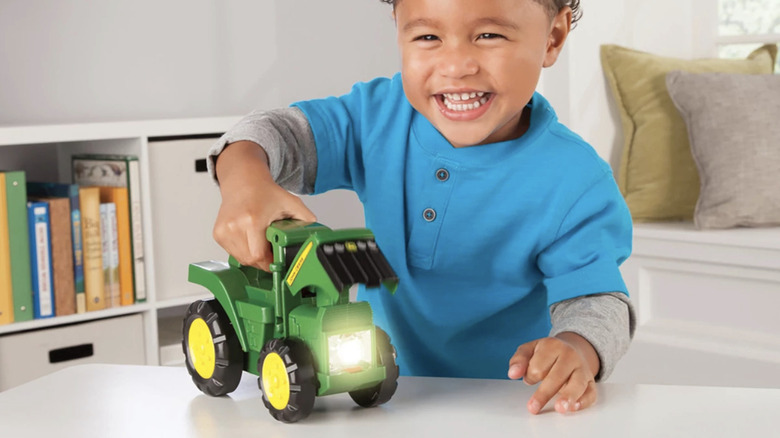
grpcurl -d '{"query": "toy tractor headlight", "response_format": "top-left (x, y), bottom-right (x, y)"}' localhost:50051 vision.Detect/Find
top-left (328, 330), bottom-right (373, 374)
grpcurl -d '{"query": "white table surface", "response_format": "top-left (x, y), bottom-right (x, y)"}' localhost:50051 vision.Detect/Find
top-left (1, 364), bottom-right (779, 437)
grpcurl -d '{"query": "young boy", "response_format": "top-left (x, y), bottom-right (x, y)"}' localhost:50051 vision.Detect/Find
top-left (208, 0), bottom-right (634, 416)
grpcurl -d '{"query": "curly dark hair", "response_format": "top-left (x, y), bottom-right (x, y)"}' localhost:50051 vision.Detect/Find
top-left (379, 0), bottom-right (582, 26)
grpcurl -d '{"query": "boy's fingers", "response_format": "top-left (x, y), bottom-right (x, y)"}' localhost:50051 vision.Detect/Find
top-left (279, 195), bottom-right (317, 223)
top-left (508, 340), bottom-right (538, 380)
top-left (575, 380), bottom-right (598, 411)
top-left (293, 206), bottom-right (317, 223)
top-left (554, 368), bottom-right (592, 413)
top-left (521, 340), bottom-right (560, 386)
top-left (244, 227), bottom-right (273, 270)
top-left (527, 361), bottom-right (573, 415)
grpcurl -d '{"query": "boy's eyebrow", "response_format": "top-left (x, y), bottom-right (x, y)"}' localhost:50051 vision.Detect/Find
top-left (401, 18), bottom-right (439, 33)
top-left (401, 16), bottom-right (520, 33)
top-left (471, 17), bottom-right (520, 31)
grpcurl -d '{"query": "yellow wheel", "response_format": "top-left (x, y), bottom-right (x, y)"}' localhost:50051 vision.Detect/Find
top-left (188, 318), bottom-right (216, 379)
top-left (261, 352), bottom-right (290, 410)
top-left (183, 299), bottom-right (244, 396)
top-left (258, 338), bottom-right (316, 423)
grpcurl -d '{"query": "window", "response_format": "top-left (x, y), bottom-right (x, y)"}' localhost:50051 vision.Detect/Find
top-left (717, 0), bottom-right (780, 70)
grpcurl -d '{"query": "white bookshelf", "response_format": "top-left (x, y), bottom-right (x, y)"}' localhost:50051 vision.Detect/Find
top-left (0, 117), bottom-right (240, 387)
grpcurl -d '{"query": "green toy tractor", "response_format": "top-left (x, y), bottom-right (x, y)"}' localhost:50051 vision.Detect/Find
top-left (182, 220), bottom-right (400, 423)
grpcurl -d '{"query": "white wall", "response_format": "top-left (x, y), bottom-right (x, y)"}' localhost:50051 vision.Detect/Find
top-left (0, 0), bottom-right (399, 125)
top-left (2, 0), bottom-right (717, 160)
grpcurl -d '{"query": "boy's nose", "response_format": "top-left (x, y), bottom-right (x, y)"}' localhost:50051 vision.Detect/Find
top-left (437, 48), bottom-right (479, 78)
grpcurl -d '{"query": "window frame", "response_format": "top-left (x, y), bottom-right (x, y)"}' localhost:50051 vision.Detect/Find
top-left (708, 0), bottom-right (780, 57)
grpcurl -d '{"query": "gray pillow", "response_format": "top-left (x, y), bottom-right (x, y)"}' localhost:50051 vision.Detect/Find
top-left (666, 71), bottom-right (780, 229)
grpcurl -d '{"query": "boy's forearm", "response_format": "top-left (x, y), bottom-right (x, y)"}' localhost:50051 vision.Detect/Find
top-left (214, 140), bottom-right (274, 191)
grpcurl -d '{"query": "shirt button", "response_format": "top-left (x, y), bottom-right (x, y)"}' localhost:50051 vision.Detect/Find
top-left (423, 208), bottom-right (436, 222)
top-left (435, 168), bottom-right (449, 181)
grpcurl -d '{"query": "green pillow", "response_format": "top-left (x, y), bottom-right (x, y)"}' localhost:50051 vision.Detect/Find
top-left (600, 44), bottom-right (777, 222)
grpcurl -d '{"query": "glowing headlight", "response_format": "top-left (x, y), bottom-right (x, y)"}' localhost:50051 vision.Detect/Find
top-left (328, 330), bottom-right (372, 374)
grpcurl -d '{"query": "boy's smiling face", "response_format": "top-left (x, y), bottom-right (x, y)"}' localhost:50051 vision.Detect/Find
top-left (395, 0), bottom-right (570, 148)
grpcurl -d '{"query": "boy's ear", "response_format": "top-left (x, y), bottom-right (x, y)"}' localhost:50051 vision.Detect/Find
top-left (542, 7), bottom-right (572, 68)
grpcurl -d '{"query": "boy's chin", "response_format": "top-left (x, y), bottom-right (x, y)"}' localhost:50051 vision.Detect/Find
top-left (438, 128), bottom-right (492, 148)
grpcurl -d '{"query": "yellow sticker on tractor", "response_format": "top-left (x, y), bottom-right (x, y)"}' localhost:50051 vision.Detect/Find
top-left (345, 241), bottom-right (357, 252)
top-left (286, 241), bottom-right (313, 286)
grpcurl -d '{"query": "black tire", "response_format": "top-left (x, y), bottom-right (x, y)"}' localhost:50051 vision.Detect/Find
top-left (183, 299), bottom-right (244, 396)
top-left (257, 338), bottom-right (317, 423)
top-left (349, 327), bottom-right (399, 407)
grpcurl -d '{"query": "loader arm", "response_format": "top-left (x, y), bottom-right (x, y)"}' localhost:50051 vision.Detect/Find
top-left (285, 230), bottom-right (398, 307)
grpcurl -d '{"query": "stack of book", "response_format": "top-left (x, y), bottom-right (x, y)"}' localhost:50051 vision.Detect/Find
top-left (0, 154), bottom-right (146, 324)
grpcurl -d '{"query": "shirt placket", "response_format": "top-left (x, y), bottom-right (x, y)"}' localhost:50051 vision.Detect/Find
top-left (406, 161), bottom-right (458, 269)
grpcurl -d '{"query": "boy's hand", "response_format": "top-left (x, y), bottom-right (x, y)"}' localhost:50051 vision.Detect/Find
top-left (507, 332), bottom-right (600, 415)
top-left (213, 141), bottom-right (316, 271)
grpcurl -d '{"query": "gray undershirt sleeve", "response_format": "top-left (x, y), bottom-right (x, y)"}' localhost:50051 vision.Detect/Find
top-left (206, 107), bottom-right (318, 195)
top-left (549, 292), bottom-right (636, 382)
top-left (206, 107), bottom-right (636, 382)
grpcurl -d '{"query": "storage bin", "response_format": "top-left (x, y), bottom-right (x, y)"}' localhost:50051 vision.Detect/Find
top-left (148, 137), bottom-right (226, 301)
top-left (0, 313), bottom-right (146, 391)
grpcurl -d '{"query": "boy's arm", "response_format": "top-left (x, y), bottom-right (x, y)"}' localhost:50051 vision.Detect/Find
top-left (510, 171), bottom-right (633, 414)
top-left (549, 292), bottom-right (635, 381)
top-left (207, 108), bottom-right (318, 269)
top-left (207, 107), bottom-right (318, 194)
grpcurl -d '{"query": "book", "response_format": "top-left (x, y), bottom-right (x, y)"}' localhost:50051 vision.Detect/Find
top-left (0, 174), bottom-right (14, 325)
top-left (27, 201), bottom-right (55, 319)
top-left (72, 155), bottom-right (146, 302)
top-left (99, 202), bottom-right (120, 308)
top-left (27, 182), bottom-right (86, 313)
top-left (1, 171), bottom-right (33, 322)
top-left (28, 196), bottom-right (76, 316)
top-left (98, 186), bottom-right (133, 306)
top-left (79, 186), bottom-right (105, 311)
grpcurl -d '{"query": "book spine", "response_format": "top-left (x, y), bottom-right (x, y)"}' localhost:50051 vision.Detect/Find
top-left (107, 203), bottom-right (120, 308)
top-left (109, 187), bottom-right (134, 306)
top-left (127, 160), bottom-right (146, 302)
top-left (28, 202), bottom-right (55, 319)
top-left (100, 203), bottom-right (120, 308)
top-left (0, 174), bottom-right (14, 325)
top-left (70, 193), bottom-right (86, 313)
top-left (42, 197), bottom-right (76, 316)
top-left (5, 171), bottom-right (33, 322)
top-left (79, 187), bottom-right (105, 311)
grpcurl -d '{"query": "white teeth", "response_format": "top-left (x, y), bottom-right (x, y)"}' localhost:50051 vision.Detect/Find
top-left (443, 92), bottom-right (487, 102)
top-left (443, 95), bottom-right (490, 112)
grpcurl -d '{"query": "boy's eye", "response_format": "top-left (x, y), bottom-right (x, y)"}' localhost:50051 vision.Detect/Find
top-left (413, 34), bottom-right (439, 42)
top-left (477, 33), bottom-right (504, 40)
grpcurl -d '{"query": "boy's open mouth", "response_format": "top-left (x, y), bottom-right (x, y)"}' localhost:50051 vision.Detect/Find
top-left (435, 92), bottom-right (494, 120)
